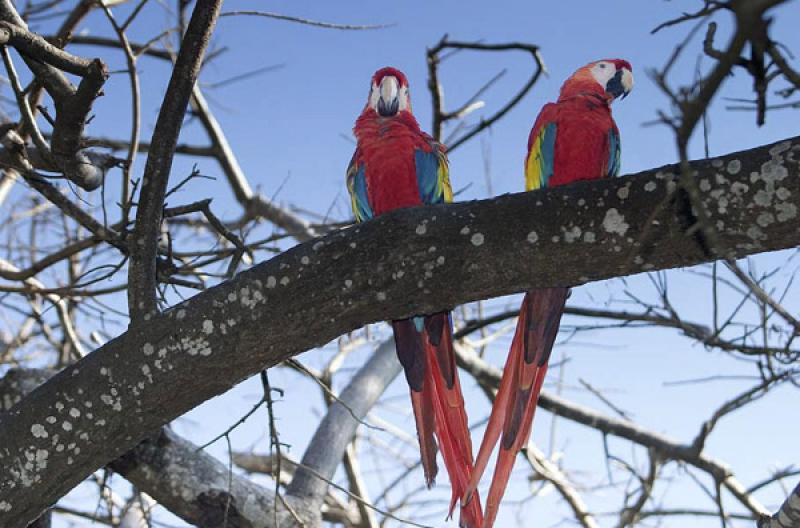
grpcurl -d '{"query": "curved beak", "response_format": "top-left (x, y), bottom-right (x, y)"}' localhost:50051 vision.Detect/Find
top-left (377, 76), bottom-right (400, 116)
top-left (606, 67), bottom-right (634, 100)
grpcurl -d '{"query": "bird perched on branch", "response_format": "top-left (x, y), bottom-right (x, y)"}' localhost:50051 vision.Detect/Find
top-left (464, 59), bottom-right (634, 528)
top-left (347, 66), bottom-right (483, 527)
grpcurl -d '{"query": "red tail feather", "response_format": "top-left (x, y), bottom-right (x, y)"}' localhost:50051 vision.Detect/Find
top-left (393, 314), bottom-right (484, 527)
top-left (409, 388), bottom-right (439, 486)
top-left (465, 288), bottom-right (568, 528)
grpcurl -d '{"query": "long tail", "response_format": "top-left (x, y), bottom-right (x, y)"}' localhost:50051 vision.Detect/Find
top-left (393, 313), bottom-right (483, 528)
top-left (463, 288), bottom-right (568, 528)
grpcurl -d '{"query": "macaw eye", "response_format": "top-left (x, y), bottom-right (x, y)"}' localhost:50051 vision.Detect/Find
top-left (599, 63), bottom-right (607, 69)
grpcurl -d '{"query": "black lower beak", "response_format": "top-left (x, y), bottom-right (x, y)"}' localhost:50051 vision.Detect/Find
top-left (377, 97), bottom-right (399, 117)
top-left (606, 70), bottom-right (627, 100)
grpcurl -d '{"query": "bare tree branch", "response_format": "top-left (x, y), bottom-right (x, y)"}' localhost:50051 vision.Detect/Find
top-left (127, 0), bottom-right (222, 321)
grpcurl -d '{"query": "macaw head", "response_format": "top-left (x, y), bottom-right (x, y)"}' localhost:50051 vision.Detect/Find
top-left (560, 59), bottom-right (634, 102)
top-left (367, 67), bottom-right (412, 117)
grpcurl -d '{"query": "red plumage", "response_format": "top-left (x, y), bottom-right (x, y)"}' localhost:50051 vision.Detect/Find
top-left (353, 111), bottom-right (432, 213)
top-left (530, 101), bottom-right (618, 187)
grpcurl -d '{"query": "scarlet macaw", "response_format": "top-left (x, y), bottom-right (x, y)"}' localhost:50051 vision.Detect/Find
top-left (347, 67), bottom-right (483, 527)
top-left (465, 59), bottom-right (634, 527)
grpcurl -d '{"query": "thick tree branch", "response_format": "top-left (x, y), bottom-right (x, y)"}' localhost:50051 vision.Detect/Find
top-left (109, 428), bottom-right (312, 528)
top-left (127, 0), bottom-right (222, 321)
top-left (0, 136), bottom-right (799, 527)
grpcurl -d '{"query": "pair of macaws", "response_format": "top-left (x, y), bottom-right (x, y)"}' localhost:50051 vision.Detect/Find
top-left (347, 60), bottom-right (634, 527)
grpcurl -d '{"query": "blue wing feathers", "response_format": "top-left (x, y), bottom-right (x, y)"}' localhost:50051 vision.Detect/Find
top-left (348, 161), bottom-right (373, 222)
top-left (540, 123), bottom-right (557, 188)
top-left (415, 149), bottom-right (444, 205)
top-left (607, 129), bottom-right (621, 177)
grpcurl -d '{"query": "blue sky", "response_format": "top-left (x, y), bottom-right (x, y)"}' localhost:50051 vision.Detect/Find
top-left (26, 0), bottom-right (800, 526)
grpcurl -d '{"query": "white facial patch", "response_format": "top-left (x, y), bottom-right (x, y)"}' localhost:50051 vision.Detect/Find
top-left (368, 81), bottom-right (381, 110)
top-left (590, 61), bottom-right (616, 88)
top-left (398, 86), bottom-right (410, 112)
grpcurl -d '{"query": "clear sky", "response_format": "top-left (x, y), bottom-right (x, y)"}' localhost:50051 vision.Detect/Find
top-left (33, 0), bottom-right (800, 526)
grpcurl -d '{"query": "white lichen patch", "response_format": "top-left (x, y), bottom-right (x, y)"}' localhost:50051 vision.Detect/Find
top-left (202, 320), bottom-right (214, 335)
top-left (757, 212), bottom-right (775, 227)
top-left (99, 394), bottom-right (122, 412)
top-left (655, 170), bottom-right (675, 180)
top-left (280, 276), bottom-right (290, 286)
top-left (769, 140), bottom-right (792, 157)
top-left (617, 184), bottom-right (630, 200)
top-left (180, 335), bottom-right (212, 357)
top-left (141, 364), bottom-right (153, 383)
top-left (415, 223), bottom-right (428, 235)
top-left (563, 225), bottom-right (582, 243)
top-left (776, 202), bottom-right (797, 222)
top-left (0, 501), bottom-right (10, 511)
top-left (644, 181), bottom-right (657, 192)
top-left (31, 424), bottom-right (47, 438)
top-left (301, 256), bottom-right (310, 265)
top-left (143, 343), bottom-right (154, 356)
top-left (471, 233), bottom-right (485, 246)
top-left (747, 226), bottom-right (767, 241)
top-left (753, 190), bottom-right (772, 207)
top-left (602, 208), bottom-right (629, 236)
top-left (344, 279), bottom-right (353, 288)
top-left (376, 292), bottom-right (387, 301)
top-left (730, 182), bottom-right (749, 196)
top-left (460, 226), bottom-right (470, 235)
top-left (760, 159), bottom-right (789, 185)
top-left (526, 231), bottom-right (539, 244)
top-left (266, 276), bottom-right (277, 288)
top-left (583, 231), bottom-right (596, 243)
top-left (726, 159), bottom-right (741, 175)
